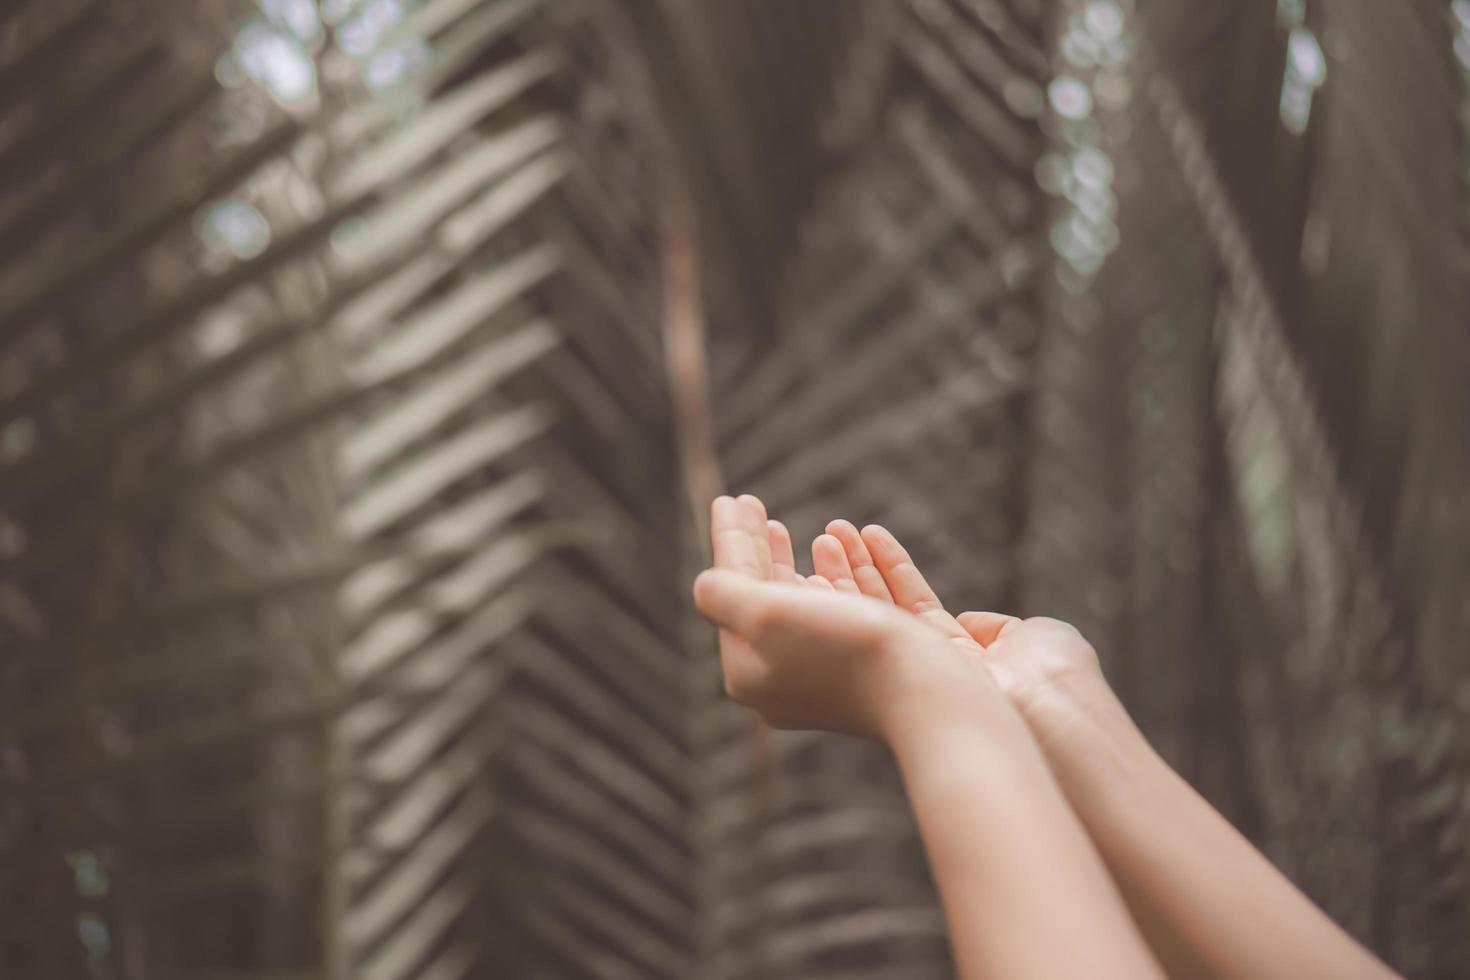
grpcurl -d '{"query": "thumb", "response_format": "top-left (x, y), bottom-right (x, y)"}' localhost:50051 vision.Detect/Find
top-left (956, 610), bottom-right (1022, 648)
top-left (695, 568), bottom-right (896, 643)
top-left (693, 568), bottom-right (768, 634)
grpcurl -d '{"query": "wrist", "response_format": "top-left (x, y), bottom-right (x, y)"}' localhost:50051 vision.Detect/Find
top-left (1014, 667), bottom-right (1158, 804)
top-left (875, 632), bottom-right (1032, 754)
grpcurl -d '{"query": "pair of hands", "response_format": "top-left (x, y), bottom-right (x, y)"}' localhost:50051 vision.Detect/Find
top-left (692, 494), bottom-right (1101, 745)
top-left (694, 498), bottom-right (1403, 980)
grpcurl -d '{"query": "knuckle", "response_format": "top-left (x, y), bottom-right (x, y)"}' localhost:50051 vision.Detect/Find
top-left (1025, 616), bottom-right (1082, 638)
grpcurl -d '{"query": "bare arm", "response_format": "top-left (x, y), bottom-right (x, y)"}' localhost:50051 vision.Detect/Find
top-left (817, 519), bottom-right (1399, 980)
top-left (1012, 665), bottom-right (1399, 980)
top-left (885, 685), bottom-right (1165, 980)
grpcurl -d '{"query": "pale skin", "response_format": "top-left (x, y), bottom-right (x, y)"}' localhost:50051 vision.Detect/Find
top-left (693, 494), bottom-right (1400, 980)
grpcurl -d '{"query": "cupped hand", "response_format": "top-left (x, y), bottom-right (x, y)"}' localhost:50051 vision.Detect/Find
top-left (814, 520), bottom-right (1107, 745)
top-left (693, 496), bottom-right (997, 739)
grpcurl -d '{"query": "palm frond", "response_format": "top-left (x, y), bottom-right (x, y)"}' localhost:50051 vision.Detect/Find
top-left (2, 0), bottom-right (1468, 977)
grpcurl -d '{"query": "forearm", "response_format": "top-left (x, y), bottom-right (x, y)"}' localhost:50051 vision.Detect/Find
top-left (888, 692), bottom-right (1163, 980)
top-left (1029, 672), bottom-right (1397, 980)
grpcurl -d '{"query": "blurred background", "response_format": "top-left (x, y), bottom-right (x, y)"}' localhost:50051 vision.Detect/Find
top-left (1, 0), bottom-right (1468, 977)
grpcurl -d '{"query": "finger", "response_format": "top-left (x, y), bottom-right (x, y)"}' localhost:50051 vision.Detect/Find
top-left (767, 520), bottom-right (800, 583)
top-left (956, 610), bottom-right (1023, 648)
top-left (860, 524), bottom-right (972, 641)
top-left (711, 496), bottom-right (764, 579)
top-left (859, 524), bottom-right (943, 613)
top-left (811, 534), bottom-right (863, 595)
top-left (737, 495), bottom-right (774, 579)
top-left (739, 494), bottom-right (768, 522)
top-left (810, 534), bottom-right (852, 582)
top-left (807, 574), bottom-right (837, 591)
top-left (825, 519), bottom-right (894, 602)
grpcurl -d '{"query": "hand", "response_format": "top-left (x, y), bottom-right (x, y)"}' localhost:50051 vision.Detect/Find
top-left (811, 520), bottom-right (1113, 751)
top-left (693, 496), bottom-right (999, 740)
